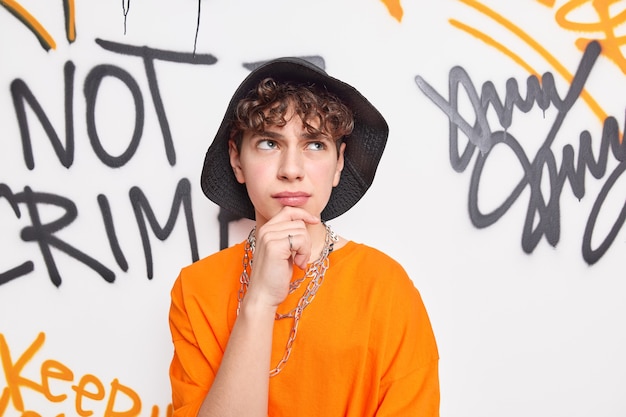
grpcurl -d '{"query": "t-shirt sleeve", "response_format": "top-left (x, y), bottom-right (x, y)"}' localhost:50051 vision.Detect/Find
top-left (376, 263), bottom-right (440, 416)
top-left (168, 273), bottom-right (214, 417)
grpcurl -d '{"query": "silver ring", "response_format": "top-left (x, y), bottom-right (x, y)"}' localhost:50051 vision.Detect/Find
top-left (288, 234), bottom-right (293, 251)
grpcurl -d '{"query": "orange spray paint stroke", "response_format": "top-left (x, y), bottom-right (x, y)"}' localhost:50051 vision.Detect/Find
top-left (380, 0), bottom-right (403, 22)
top-left (455, 0), bottom-right (617, 140)
top-left (1, 0), bottom-right (76, 49)
top-left (0, 0), bottom-right (56, 50)
top-left (556, 0), bottom-right (626, 75)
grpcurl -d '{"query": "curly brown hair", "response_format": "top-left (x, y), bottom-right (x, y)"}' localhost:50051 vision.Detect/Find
top-left (229, 77), bottom-right (354, 153)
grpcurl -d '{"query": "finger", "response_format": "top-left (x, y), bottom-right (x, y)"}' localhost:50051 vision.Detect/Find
top-left (284, 233), bottom-right (310, 270)
top-left (267, 206), bottom-right (320, 227)
top-left (261, 228), bottom-right (311, 263)
top-left (255, 224), bottom-right (310, 262)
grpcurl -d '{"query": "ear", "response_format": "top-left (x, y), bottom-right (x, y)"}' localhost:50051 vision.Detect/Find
top-left (333, 142), bottom-right (346, 187)
top-left (229, 140), bottom-right (246, 184)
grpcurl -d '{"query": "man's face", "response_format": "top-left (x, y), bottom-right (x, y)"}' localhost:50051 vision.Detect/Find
top-left (229, 105), bottom-right (345, 226)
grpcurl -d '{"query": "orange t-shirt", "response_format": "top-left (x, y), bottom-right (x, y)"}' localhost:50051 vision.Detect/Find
top-left (169, 240), bottom-right (439, 416)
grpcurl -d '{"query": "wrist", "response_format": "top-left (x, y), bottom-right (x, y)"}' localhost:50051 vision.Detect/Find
top-left (240, 291), bottom-right (279, 319)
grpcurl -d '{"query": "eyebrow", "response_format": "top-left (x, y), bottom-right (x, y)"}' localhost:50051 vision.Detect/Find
top-left (250, 129), bottom-right (328, 141)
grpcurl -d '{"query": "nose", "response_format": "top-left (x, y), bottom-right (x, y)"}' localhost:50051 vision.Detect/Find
top-left (277, 146), bottom-right (304, 181)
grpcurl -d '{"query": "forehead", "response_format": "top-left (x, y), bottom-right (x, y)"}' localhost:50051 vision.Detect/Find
top-left (244, 117), bottom-right (326, 140)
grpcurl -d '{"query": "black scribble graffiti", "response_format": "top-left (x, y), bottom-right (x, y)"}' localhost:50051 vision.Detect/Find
top-left (122, 0), bottom-right (130, 35)
top-left (415, 40), bottom-right (626, 264)
top-left (118, 0), bottom-right (203, 56)
top-left (193, 0), bottom-right (201, 56)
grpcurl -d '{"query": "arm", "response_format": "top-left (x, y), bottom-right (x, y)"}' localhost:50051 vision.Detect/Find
top-left (199, 208), bottom-right (318, 416)
top-left (170, 207), bottom-right (319, 417)
top-left (197, 295), bottom-right (276, 417)
top-left (168, 254), bottom-right (277, 417)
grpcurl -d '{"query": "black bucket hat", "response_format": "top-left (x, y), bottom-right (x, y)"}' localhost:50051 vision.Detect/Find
top-left (200, 57), bottom-right (389, 221)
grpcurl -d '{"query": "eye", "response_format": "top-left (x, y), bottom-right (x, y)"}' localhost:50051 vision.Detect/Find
top-left (306, 141), bottom-right (326, 151)
top-left (257, 139), bottom-right (277, 150)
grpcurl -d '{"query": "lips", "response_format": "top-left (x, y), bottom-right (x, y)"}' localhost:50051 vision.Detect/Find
top-left (273, 192), bottom-right (311, 207)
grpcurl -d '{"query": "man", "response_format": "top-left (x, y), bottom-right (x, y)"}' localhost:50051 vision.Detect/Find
top-left (169, 57), bottom-right (439, 416)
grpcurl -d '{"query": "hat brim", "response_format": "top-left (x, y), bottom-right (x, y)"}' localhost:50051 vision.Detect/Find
top-left (200, 57), bottom-right (389, 221)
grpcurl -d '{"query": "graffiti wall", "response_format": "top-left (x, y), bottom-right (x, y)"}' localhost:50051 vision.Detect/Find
top-left (1, 0), bottom-right (625, 416)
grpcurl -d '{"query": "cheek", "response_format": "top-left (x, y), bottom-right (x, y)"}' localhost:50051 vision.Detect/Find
top-left (237, 151), bottom-right (266, 181)
top-left (313, 161), bottom-right (342, 190)
top-left (329, 161), bottom-right (343, 187)
top-left (242, 161), bottom-right (272, 180)
top-left (240, 162), bottom-right (272, 196)
top-left (241, 176), bottom-right (264, 208)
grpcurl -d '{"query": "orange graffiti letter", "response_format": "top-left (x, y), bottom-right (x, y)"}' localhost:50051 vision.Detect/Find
top-left (0, 387), bottom-right (10, 415)
top-left (150, 403), bottom-right (173, 417)
top-left (0, 332), bottom-right (45, 412)
top-left (104, 378), bottom-right (141, 417)
top-left (41, 359), bottom-right (74, 402)
top-left (72, 373), bottom-right (105, 417)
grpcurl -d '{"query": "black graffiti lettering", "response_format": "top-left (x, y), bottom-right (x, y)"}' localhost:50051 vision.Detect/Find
top-left (583, 161), bottom-right (626, 264)
top-left (4, 38), bottom-right (219, 287)
top-left (129, 178), bottom-right (199, 279)
top-left (13, 186), bottom-right (115, 287)
top-left (97, 194), bottom-right (129, 271)
top-left (417, 41), bottom-right (626, 263)
top-left (9, 41), bottom-right (216, 171)
top-left (0, 263), bottom-right (35, 287)
top-left (467, 131), bottom-right (529, 227)
top-left (10, 61), bottom-right (76, 169)
top-left (84, 64), bottom-right (144, 167)
top-left (0, 179), bottom-right (201, 287)
top-left (95, 39), bottom-right (218, 166)
top-left (0, 184), bottom-right (35, 285)
top-left (469, 132), bottom-right (563, 251)
top-left (417, 42), bottom-right (597, 161)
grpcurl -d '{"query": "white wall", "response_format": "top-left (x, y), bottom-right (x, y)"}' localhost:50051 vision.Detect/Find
top-left (1, 1), bottom-right (625, 416)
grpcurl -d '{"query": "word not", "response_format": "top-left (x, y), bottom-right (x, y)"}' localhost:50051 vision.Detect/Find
top-left (11, 40), bottom-right (216, 170)
top-left (1, 40), bottom-right (219, 287)
top-left (415, 40), bottom-right (626, 264)
top-left (0, 332), bottom-right (172, 416)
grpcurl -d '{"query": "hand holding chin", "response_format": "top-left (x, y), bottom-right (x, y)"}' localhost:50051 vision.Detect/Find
top-left (246, 207), bottom-right (320, 308)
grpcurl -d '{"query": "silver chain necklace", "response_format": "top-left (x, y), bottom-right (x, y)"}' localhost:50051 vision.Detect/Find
top-left (237, 223), bottom-right (337, 376)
